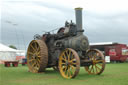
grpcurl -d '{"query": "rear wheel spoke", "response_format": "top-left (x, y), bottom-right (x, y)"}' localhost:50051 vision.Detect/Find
top-left (30, 44), bottom-right (36, 52)
top-left (28, 59), bottom-right (35, 62)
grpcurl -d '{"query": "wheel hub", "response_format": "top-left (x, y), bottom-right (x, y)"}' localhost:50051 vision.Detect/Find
top-left (33, 54), bottom-right (37, 59)
top-left (66, 61), bottom-right (68, 65)
top-left (93, 60), bottom-right (96, 64)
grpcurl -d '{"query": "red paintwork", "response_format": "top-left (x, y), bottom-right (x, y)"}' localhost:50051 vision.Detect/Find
top-left (4, 61), bottom-right (19, 67)
top-left (12, 62), bottom-right (18, 67)
top-left (16, 56), bottom-right (25, 60)
top-left (5, 62), bottom-right (11, 67)
top-left (105, 44), bottom-right (128, 62)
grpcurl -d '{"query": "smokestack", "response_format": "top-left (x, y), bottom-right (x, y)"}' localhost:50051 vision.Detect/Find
top-left (75, 7), bottom-right (83, 35)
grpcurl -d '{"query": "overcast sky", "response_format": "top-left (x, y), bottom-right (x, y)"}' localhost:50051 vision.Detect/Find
top-left (1, 0), bottom-right (128, 50)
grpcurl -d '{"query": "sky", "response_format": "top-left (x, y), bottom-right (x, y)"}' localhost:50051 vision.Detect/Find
top-left (1, 0), bottom-right (128, 50)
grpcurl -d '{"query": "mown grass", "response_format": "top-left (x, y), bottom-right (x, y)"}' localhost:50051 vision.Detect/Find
top-left (0, 63), bottom-right (128, 85)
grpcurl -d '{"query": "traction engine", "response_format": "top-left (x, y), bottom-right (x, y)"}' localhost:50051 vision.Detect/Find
top-left (27, 8), bottom-right (105, 79)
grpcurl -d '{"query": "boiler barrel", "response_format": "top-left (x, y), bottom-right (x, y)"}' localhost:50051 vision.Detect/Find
top-left (64, 35), bottom-right (89, 51)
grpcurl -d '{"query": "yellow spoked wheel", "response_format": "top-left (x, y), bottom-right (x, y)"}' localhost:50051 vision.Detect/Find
top-left (27, 40), bottom-right (48, 73)
top-left (85, 49), bottom-right (105, 75)
top-left (59, 48), bottom-right (80, 79)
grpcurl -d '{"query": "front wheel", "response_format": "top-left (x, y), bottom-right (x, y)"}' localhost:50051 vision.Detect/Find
top-left (85, 49), bottom-right (105, 75)
top-left (59, 48), bottom-right (80, 79)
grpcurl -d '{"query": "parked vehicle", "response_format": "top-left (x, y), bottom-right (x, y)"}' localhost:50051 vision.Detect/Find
top-left (27, 8), bottom-right (105, 79)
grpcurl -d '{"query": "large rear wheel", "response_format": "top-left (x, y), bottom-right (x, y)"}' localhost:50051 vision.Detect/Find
top-left (27, 40), bottom-right (48, 73)
top-left (59, 48), bottom-right (80, 79)
top-left (85, 49), bottom-right (105, 75)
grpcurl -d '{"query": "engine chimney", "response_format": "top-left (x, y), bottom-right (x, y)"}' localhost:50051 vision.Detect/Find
top-left (75, 7), bottom-right (83, 35)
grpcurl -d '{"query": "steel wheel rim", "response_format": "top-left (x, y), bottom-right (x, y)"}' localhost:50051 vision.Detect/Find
top-left (27, 40), bottom-right (41, 73)
top-left (59, 48), bottom-right (80, 79)
top-left (85, 49), bottom-right (105, 75)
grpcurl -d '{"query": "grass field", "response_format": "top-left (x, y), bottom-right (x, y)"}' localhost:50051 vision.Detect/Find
top-left (0, 63), bottom-right (128, 85)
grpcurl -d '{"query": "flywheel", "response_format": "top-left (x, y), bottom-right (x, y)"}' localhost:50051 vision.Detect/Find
top-left (59, 48), bottom-right (80, 79)
top-left (27, 40), bottom-right (48, 73)
top-left (85, 49), bottom-right (105, 75)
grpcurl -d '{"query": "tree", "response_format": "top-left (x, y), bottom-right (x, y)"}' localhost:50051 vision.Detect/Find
top-left (9, 45), bottom-right (17, 49)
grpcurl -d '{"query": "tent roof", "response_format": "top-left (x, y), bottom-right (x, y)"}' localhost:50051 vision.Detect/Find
top-left (0, 43), bottom-right (17, 52)
top-left (90, 42), bottom-right (118, 46)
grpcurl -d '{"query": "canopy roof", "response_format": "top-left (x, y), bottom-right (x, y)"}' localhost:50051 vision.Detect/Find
top-left (0, 43), bottom-right (17, 52)
top-left (90, 42), bottom-right (118, 46)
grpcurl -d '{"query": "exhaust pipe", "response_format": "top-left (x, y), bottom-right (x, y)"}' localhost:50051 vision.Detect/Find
top-left (75, 7), bottom-right (83, 35)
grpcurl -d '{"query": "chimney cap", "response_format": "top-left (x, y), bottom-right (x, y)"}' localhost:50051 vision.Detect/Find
top-left (75, 7), bottom-right (83, 10)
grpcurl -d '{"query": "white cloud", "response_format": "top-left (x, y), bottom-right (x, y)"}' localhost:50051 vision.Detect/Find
top-left (28, 0), bottom-right (128, 14)
top-left (1, 0), bottom-right (128, 49)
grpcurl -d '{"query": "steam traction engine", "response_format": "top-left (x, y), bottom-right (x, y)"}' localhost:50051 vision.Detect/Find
top-left (27, 8), bottom-right (105, 79)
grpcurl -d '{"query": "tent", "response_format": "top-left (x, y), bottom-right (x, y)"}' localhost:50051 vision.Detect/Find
top-left (0, 43), bottom-right (17, 64)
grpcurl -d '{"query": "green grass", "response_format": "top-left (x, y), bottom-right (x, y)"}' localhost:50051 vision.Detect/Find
top-left (0, 63), bottom-right (128, 85)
